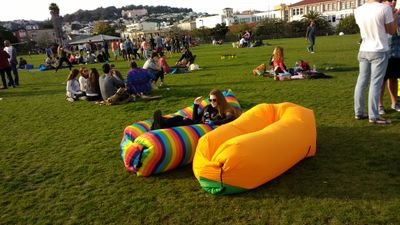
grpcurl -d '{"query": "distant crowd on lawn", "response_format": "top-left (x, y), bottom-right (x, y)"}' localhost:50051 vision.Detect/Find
top-left (42, 33), bottom-right (198, 72)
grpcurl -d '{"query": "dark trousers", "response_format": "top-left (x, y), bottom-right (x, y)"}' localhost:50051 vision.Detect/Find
top-left (133, 49), bottom-right (141, 60)
top-left (0, 67), bottom-right (15, 88)
top-left (151, 70), bottom-right (164, 82)
top-left (87, 95), bottom-right (102, 101)
top-left (308, 36), bottom-right (315, 52)
top-left (10, 62), bottom-right (19, 86)
top-left (56, 57), bottom-right (72, 71)
top-left (163, 116), bottom-right (197, 128)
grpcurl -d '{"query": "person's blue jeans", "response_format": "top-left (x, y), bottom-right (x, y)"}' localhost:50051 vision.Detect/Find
top-left (308, 36), bottom-right (315, 52)
top-left (354, 51), bottom-right (389, 120)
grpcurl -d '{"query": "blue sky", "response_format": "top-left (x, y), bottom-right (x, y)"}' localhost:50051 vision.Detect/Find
top-left (2, 0), bottom-right (297, 21)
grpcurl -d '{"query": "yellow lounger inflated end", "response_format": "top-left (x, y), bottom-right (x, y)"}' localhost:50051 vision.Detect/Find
top-left (193, 102), bottom-right (316, 195)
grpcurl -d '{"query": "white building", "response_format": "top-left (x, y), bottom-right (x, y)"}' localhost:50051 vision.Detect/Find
top-left (195, 6), bottom-right (287, 29)
top-left (177, 21), bottom-right (196, 31)
top-left (125, 22), bottom-right (159, 32)
top-left (121, 8), bottom-right (148, 18)
top-left (289, 0), bottom-right (368, 26)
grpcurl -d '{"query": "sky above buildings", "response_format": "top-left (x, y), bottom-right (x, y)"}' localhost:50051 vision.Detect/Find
top-left (2, 0), bottom-right (298, 21)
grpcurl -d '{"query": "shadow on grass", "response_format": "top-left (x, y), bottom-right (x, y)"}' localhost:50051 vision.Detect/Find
top-left (318, 63), bottom-right (359, 72)
top-left (246, 125), bottom-right (400, 200)
top-left (3, 88), bottom-right (65, 97)
top-left (149, 125), bottom-right (399, 201)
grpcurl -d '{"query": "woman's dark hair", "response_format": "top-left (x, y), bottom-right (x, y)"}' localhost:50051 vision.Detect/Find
top-left (151, 52), bottom-right (158, 59)
top-left (130, 61), bottom-right (138, 69)
top-left (102, 63), bottom-right (110, 73)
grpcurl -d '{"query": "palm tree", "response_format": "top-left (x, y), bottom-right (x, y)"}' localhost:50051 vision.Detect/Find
top-left (49, 3), bottom-right (59, 16)
top-left (49, 3), bottom-right (63, 44)
top-left (302, 11), bottom-right (323, 23)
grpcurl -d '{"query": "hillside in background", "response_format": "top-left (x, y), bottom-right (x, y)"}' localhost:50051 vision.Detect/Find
top-left (63, 5), bottom-right (193, 22)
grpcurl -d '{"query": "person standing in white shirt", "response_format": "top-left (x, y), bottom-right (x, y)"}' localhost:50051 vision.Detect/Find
top-left (354, 0), bottom-right (398, 124)
top-left (3, 40), bottom-right (19, 86)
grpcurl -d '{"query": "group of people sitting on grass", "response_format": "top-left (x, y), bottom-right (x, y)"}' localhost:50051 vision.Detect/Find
top-left (65, 49), bottom-right (198, 104)
top-left (252, 46), bottom-right (327, 80)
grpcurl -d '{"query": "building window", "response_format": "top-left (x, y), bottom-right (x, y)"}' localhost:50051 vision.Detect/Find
top-left (333, 3), bottom-right (336, 10)
top-left (300, 8), bottom-right (303, 14)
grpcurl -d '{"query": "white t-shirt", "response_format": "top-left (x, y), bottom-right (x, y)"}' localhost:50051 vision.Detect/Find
top-left (355, 2), bottom-right (394, 52)
top-left (78, 76), bottom-right (88, 92)
top-left (3, 46), bottom-right (15, 62)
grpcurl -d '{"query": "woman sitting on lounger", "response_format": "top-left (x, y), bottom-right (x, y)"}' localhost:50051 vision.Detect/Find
top-left (151, 89), bottom-right (240, 130)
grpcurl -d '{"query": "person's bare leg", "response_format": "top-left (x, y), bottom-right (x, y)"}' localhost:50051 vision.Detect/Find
top-left (387, 78), bottom-right (399, 110)
top-left (379, 80), bottom-right (387, 114)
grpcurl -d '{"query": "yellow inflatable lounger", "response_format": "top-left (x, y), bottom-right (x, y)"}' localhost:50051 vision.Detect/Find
top-left (193, 102), bottom-right (316, 195)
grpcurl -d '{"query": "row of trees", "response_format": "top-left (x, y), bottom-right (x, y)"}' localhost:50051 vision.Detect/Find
top-left (63, 5), bottom-right (193, 23)
top-left (188, 12), bottom-right (359, 43)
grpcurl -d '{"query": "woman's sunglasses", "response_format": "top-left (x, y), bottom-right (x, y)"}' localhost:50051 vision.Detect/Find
top-left (209, 98), bottom-right (217, 102)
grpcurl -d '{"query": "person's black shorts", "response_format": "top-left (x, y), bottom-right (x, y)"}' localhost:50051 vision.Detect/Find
top-left (385, 57), bottom-right (400, 80)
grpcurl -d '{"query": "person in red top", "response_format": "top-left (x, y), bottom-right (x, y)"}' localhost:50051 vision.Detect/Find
top-left (269, 46), bottom-right (288, 80)
top-left (158, 52), bottom-right (170, 74)
top-left (0, 44), bottom-right (15, 89)
top-left (111, 40), bottom-right (120, 61)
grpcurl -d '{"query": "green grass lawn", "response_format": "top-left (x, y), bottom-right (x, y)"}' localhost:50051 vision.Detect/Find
top-left (1, 34), bottom-right (400, 225)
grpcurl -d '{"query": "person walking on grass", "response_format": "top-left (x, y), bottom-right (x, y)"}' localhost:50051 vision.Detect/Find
top-left (354, 0), bottom-right (398, 124)
top-left (3, 40), bottom-right (19, 86)
top-left (306, 21), bottom-right (316, 53)
top-left (55, 44), bottom-right (72, 72)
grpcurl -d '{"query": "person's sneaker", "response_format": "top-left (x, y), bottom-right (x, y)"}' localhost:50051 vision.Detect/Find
top-left (391, 103), bottom-right (400, 112)
top-left (159, 82), bottom-right (169, 88)
top-left (151, 110), bottom-right (163, 130)
top-left (378, 106), bottom-right (385, 115)
top-left (369, 117), bottom-right (391, 125)
top-left (151, 82), bottom-right (158, 90)
top-left (66, 97), bottom-right (75, 102)
top-left (355, 114), bottom-right (368, 120)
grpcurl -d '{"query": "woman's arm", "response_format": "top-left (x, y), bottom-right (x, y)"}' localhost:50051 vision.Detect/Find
top-left (67, 80), bottom-right (82, 95)
top-left (212, 111), bottom-right (235, 125)
top-left (192, 96), bottom-right (203, 122)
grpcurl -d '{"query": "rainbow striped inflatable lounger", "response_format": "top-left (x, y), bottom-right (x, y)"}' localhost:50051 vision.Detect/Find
top-left (120, 90), bottom-right (241, 176)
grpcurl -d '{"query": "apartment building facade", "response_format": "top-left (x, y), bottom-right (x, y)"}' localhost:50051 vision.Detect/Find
top-left (289, 0), bottom-right (368, 26)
